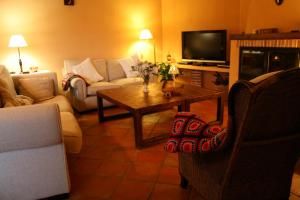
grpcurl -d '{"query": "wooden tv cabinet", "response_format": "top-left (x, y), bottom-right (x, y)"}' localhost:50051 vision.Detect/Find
top-left (177, 64), bottom-right (230, 73)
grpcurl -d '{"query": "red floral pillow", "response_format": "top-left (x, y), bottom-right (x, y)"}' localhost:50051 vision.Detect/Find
top-left (165, 112), bottom-right (228, 154)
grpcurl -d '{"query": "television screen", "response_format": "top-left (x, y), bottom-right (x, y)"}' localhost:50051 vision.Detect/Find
top-left (182, 30), bottom-right (227, 63)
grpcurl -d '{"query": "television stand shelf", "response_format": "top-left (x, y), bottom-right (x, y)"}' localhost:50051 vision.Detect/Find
top-left (177, 64), bottom-right (229, 73)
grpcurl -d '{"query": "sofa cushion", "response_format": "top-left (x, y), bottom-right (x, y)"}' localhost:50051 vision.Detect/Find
top-left (87, 81), bottom-right (121, 96)
top-left (72, 58), bottom-right (104, 84)
top-left (0, 65), bottom-right (17, 97)
top-left (12, 71), bottom-right (59, 96)
top-left (110, 77), bottom-right (143, 86)
top-left (60, 112), bottom-right (82, 153)
top-left (37, 95), bottom-right (73, 113)
top-left (118, 57), bottom-right (139, 78)
top-left (107, 59), bottom-right (126, 81)
top-left (64, 58), bottom-right (109, 82)
top-left (18, 77), bottom-right (55, 102)
top-left (93, 59), bottom-right (109, 81)
top-left (92, 59), bottom-right (108, 81)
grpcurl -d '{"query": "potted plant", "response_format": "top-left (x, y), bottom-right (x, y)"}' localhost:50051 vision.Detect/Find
top-left (213, 72), bottom-right (229, 91)
top-left (157, 63), bottom-right (184, 97)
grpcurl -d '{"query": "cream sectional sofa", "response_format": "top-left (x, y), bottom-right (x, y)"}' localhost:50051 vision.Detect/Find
top-left (0, 104), bottom-right (70, 199)
top-left (64, 58), bottom-right (143, 112)
top-left (0, 65), bottom-right (82, 154)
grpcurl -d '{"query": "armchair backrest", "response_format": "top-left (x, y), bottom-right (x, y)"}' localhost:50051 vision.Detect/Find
top-left (222, 68), bottom-right (300, 199)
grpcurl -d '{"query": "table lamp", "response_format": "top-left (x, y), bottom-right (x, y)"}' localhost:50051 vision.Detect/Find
top-left (168, 65), bottom-right (180, 87)
top-left (8, 34), bottom-right (28, 73)
top-left (139, 29), bottom-right (156, 65)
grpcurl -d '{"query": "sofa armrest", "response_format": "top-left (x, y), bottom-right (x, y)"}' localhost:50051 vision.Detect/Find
top-left (70, 77), bottom-right (87, 101)
top-left (0, 104), bottom-right (63, 153)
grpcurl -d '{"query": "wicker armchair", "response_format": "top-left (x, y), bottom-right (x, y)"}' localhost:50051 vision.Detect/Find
top-left (179, 68), bottom-right (300, 200)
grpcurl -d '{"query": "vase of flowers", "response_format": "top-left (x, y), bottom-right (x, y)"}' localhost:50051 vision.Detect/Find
top-left (132, 61), bottom-right (155, 93)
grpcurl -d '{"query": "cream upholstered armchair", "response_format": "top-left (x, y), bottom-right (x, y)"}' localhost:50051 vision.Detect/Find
top-left (0, 104), bottom-right (70, 200)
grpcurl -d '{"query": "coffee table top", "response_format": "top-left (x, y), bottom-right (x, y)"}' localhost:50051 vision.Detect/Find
top-left (97, 83), bottom-right (223, 112)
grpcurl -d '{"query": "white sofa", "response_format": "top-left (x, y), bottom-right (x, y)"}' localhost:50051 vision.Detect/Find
top-left (0, 104), bottom-right (70, 200)
top-left (0, 66), bottom-right (82, 154)
top-left (64, 58), bottom-right (143, 112)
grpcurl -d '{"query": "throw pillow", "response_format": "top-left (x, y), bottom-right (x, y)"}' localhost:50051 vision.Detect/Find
top-left (72, 58), bottom-right (104, 84)
top-left (0, 65), bottom-right (17, 97)
top-left (131, 54), bottom-right (141, 66)
top-left (0, 78), bottom-right (19, 107)
top-left (118, 57), bottom-right (139, 78)
top-left (18, 77), bottom-right (55, 102)
top-left (15, 95), bottom-right (34, 106)
top-left (165, 112), bottom-right (229, 154)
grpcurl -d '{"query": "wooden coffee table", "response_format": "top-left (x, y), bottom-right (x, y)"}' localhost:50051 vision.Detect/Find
top-left (97, 83), bottom-right (224, 148)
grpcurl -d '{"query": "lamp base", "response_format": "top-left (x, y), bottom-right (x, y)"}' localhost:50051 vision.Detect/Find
top-left (19, 71), bottom-right (30, 74)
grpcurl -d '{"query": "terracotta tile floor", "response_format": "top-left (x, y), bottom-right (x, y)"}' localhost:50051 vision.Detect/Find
top-left (68, 100), bottom-right (300, 200)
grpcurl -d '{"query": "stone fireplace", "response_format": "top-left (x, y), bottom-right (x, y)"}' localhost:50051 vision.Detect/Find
top-left (229, 33), bottom-right (300, 88)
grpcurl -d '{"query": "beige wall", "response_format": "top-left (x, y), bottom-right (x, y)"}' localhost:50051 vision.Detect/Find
top-left (161, 0), bottom-right (240, 62)
top-left (240, 0), bottom-right (300, 33)
top-left (1, 0), bottom-right (300, 84)
top-left (0, 0), bottom-right (162, 81)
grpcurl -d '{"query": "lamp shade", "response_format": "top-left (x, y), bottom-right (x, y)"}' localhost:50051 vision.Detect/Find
top-left (8, 34), bottom-right (28, 48)
top-left (168, 65), bottom-right (180, 75)
top-left (139, 29), bottom-right (153, 40)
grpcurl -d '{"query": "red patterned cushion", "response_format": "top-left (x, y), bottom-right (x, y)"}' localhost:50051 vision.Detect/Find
top-left (184, 116), bottom-right (206, 137)
top-left (164, 138), bottom-right (181, 153)
top-left (202, 124), bottom-right (223, 137)
top-left (165, 112), bottom-right (228, 154)
top-left (170, 112), bottom-right (195, 137)
top-left (179, 138), bottom-right (199, 153)
top-left (198, 126), bottom-right (227, 153)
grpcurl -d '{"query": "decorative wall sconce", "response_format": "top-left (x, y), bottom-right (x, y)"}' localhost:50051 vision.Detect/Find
top-left (275, 0), bottom-right (284, 6)
top-left (64, 0), bottom-right (74, 6)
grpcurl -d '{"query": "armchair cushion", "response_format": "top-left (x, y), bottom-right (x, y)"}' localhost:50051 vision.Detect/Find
top-left (165, 112), bottom-right (228, 154)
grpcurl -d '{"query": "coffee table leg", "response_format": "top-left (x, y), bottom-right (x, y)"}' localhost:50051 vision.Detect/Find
top-left (133, 112), bottom-right (143, 148)
top-left (178, 104), bottom-right (182, 112)
top-left (178, 102), bottom-right (190, 112)
top-left (217, 96), bottom-right (224, 124)
top-left (184, 101), bottom-right (190, 112)
top-left (97, 96), bottom-right (105, 122)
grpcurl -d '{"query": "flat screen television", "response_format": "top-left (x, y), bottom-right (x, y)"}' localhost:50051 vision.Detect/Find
top-left (182, 30), bottom-right (227, 63)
